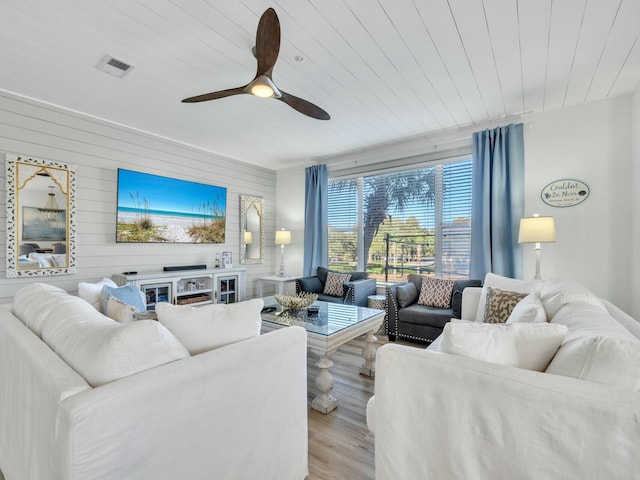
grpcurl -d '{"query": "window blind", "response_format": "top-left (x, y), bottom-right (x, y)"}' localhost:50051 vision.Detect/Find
top-left (327, 157), bottom-right (472, 281)
top-left (327, 180), bottom-right (358, 271)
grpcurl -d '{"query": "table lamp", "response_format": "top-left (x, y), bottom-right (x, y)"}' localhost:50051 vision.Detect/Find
top-left (275, 228), bottom-right (291, 277)
top-left (518, 214), bottom-right (556, 280)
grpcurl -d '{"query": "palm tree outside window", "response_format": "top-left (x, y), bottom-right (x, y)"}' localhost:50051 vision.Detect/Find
top-left (327, 158), bottom-right (473, 281)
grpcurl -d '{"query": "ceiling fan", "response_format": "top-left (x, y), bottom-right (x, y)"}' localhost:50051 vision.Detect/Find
top-left (182, 8), bottom-right (330, 121)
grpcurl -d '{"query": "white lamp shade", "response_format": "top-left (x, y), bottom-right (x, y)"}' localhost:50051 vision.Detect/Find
top-left (518, 216), bottom-right (556, 243)
top-left (244, 231), bottom-right (253, 245)
top-left (275, 229), bottom-right (291, 245)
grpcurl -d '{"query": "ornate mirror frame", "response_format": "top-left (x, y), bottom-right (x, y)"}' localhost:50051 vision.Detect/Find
top-left (239, 195), bottom-right (264, 264)
top-left (5, 153), bottom-right (77, 277)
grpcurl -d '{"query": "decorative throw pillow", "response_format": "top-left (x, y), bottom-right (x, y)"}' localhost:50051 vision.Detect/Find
top-left (474, 273), bottom-right (543, 322)
top-left (156, 298), bottom-right (264, 355)
top-left (106, 296), bottom-right (137, 323)
top-left (101, 283), bottom-right (146, 314)
top-left (511, 322), bottom-right (568, 371)
top-left (396, 282), bottom-right (419, 308)
top-left (506, 292), bottom-right (547, 323)
top-left (51, 254), bottom-right (67, 267)
top-left (439, 322), bottom-right (567, 371)
top-left (483, 287), bottom-right (527, 323)
top-left (78, 277), bottom-right (118, 312)
top-left (417, 277), bottom-right (455, 308)
top-left (439, 322), bottom-right (519, 367)
top-left (323, 272), bottom-right (351, 297)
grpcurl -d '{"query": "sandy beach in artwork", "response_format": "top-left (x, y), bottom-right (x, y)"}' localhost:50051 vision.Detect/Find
top-left (117, 211), bottom-right (210, 243)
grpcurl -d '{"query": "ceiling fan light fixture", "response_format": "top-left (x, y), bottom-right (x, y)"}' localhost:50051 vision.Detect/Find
top-left (251, 83), bottom-right (273, 98)
top-left (247, 75), bottom-right (281, 98)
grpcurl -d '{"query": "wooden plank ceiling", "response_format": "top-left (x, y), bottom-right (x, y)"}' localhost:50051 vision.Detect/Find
top-left (0, 0), bottom-right (638, 169)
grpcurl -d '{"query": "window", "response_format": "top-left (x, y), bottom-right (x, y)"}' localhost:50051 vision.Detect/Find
top-left (328, 158), bottom-right (472, 281)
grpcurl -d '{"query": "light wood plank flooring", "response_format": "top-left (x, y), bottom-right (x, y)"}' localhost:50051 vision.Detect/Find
top-left (306, 335), bottom-right (420, 480)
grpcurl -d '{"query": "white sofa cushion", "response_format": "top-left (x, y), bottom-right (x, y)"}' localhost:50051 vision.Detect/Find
top-left (41, 296), bottom-right (189, 387)
top-left (474, 273), bottom-right (542, 322)
top-left (77, 278), bottom-right (118, 312)
top-left (551, 300), bottom-right (634, 344)
top-left (13, 283), bottom-right (79, 337)
top-left (506, 292), bottom-right (547, 323)
top-left (156, 298), bottom-right (264, 355)
top-left (540, 278), bottom-right (606, 318)
top-left (440, 322), bottom-right (567, 371)
top-left (602, 299), bottom-right (640, 339)
top-left (546, 336), bottom-right (640, 390)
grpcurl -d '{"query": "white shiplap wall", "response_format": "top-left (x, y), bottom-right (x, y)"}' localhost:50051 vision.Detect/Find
top-left (0, 92), bottom-right (277, 303)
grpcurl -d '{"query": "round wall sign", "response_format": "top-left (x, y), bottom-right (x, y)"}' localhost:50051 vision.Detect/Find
top-left (541, 179), bottom-right (590, 207)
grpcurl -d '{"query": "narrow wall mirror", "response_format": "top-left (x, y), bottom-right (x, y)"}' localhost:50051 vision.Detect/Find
top-left (240, 195), bottom-right (264, 264)
top-left (5, 153), bottom-right (77, 277)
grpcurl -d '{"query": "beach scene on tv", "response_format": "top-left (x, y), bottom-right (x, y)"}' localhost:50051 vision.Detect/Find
top-left (116, 169), bottom-right (226, 243)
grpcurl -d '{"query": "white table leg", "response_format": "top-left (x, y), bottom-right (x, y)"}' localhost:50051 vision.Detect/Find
top-left (360, 329), bottom-right (378, 377)
top-left (311, 349), bottom-right (338, 414)
top-left (277, 282), bottom-right (285, 295)
top-left (258, 279), bottom-right (264, 297)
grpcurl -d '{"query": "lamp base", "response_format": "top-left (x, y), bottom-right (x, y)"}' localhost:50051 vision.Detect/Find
top-left (277, 244), bottom-right (287, 277)
top-left (533, 244), bottom-right (542, 280)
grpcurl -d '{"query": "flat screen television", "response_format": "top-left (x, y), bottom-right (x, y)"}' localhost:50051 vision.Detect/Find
top-left (116, 169), bottom-right (227, 243)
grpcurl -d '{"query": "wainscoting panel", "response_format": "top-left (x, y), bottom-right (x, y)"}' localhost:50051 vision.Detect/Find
top-left (0, 91), bottom-right (277, 303)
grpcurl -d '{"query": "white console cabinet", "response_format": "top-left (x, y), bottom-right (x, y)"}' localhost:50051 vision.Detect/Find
top-left (113, 268), bottom-right (246, 311)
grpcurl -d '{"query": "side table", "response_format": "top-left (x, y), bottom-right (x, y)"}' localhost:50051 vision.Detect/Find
top-left (368, 294), bottom-right (387, 336)
top-left (257, 275), bottom-right (301, 297)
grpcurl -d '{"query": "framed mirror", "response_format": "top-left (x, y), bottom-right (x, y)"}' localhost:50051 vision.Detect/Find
top-left (5, 153), bottom-right (77, 277)
top-left (239, 195), bottom-right (264, 264)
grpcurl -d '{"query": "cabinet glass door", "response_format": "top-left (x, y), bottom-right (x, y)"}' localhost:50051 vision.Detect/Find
top-left (141, 282), bottom-right (172, 311)
top-left (217, 276), bottom-right (238, 304)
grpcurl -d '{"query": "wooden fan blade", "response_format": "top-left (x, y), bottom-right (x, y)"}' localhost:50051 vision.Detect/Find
top-left (278, 90), bottom-right (330, 120)
top-left (255, 8), bottom-right (280, 76)
top-left (182, 86), bottom-right (246, 103)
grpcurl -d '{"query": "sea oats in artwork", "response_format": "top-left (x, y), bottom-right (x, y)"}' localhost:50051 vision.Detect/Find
top-left (116, 169), bottom-right (226, 244)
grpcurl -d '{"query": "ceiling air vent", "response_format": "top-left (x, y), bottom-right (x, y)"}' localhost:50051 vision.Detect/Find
top-left (96, 55), bottom-right (134, 78)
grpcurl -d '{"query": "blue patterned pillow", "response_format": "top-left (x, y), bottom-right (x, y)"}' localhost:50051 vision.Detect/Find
top-left (101, 284), bottom-right (146, 314)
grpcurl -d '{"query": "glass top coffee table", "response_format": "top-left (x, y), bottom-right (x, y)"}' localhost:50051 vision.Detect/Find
top-left (261, 297), bottom-right (384, 414)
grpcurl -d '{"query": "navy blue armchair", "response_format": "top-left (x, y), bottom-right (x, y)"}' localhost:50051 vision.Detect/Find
top-left (386, 274), bottom-right (482, 344)
top-left (295, 267), bottom-right (377, 307)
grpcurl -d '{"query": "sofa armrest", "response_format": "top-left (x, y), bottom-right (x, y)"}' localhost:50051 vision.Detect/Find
top-left (461, 286), bottom-right (483, 320)
top-left (343, 278), bottom-right (377, 307)
top-left (57, 327), bottom-right (309, 480)
top-left (373, 344), bottom-right (640, 480)
top-left (385, 282), bottom-right (408, 338)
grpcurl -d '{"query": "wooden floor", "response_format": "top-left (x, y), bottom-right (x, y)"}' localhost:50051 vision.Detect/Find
top-left (306, 335), bottom-right (419, 480)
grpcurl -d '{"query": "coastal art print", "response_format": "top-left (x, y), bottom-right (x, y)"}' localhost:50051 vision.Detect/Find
top-left (22, 206), bottom-right (66, 241)
top-left (116, 169), bottom-right (227, 243)
top-left (541, 179), bottom-right (590, 208)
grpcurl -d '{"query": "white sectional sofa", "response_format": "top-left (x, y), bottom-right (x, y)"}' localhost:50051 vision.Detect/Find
top-left (0, 283), bottom-right (309, 480)
top-left (367, 274), bottom-right (640, 480)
